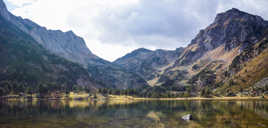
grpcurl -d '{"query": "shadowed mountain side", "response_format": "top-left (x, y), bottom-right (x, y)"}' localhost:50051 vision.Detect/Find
top-left (0, 14), bottom-right (104, 94)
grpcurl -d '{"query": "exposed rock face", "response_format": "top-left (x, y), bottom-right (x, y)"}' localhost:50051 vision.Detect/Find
top-left (218, 38), bottom-right (268, 95)
top-left (0, 0), bottom-right (148, 89)
top-left (114, 48), bottom-right (184, 86)
top-left (0, 0), bottom-right (98, 66)
top-left (253, 77), bottom-right (268, 96)
top-left (176, 8), bottom-right (268, 66)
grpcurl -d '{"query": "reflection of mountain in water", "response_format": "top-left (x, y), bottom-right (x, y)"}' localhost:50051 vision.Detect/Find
top-left (0, 100), bottom-right (268, 128)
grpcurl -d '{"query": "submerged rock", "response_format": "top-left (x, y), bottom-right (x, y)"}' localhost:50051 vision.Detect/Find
top-left (182, 114), bottom-right (192, 121)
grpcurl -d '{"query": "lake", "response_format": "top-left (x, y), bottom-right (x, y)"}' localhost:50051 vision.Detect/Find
top-left (0, 100), bottom-right (268, 128)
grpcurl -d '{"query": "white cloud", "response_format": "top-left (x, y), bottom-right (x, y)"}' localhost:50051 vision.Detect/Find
top-left (5, 0), bottom-right (37, 7)
top-left (5, 0), bottom-right (268, 61)
top-left (7, 0), bottom-right (141, 61)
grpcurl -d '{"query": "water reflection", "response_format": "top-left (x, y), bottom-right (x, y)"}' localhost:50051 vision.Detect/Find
top-left (0, 100), bottom-right (268, 128)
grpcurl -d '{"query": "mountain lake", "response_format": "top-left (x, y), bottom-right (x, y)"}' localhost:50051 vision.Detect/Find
top-left (0, 100), bottom-right (268, 128)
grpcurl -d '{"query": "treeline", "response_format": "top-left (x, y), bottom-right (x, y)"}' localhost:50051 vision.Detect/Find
top-left (0, 80), bottom-right (92, 97)
top-left (0, 80), bottom-right (214, 98)
top-left (97, 85), bottom-right (212, 98)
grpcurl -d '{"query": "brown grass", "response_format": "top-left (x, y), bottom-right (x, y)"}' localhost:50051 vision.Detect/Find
top-left (107, 95), bottom-right (265, 101)
top-left (230, 48), bottom-right (268, 92)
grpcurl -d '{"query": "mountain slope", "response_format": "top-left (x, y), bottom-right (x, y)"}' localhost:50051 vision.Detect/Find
top-left (0, 14), bottom-right (103, 95)
top-left (216, 36), bottom-right (268, 95)
top-left (157, 8), bottom-right (268, 96)
top-left (114, 48), bottom-right (184, 86)
top-left (0, 0), bottom-right (148, 89)
top-left (0, 0), bottom-right (98, 66)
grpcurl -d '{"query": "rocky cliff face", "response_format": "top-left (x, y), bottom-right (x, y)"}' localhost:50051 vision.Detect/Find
top-left (0, 0), bottom-right (148, 89)
top-left (216, 37), bottom-right (268, 96)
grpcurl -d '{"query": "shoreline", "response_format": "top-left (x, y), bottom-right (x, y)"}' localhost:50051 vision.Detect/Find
top-left (1, 96), bottom-right (266, 109)
top-left (130, 96), bottom-right (266, 101)
top-left (1, 95), bottom-right (267, 101)
top-left (105, 95), bottom-right (268, 102)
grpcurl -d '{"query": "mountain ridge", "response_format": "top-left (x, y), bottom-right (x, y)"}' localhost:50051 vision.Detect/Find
top-left (0, 0), bottom-right (100, 66)
top-left (0, 13), bottom-right (104, 95)
top-left (114, 47), bottom-right (184, 86)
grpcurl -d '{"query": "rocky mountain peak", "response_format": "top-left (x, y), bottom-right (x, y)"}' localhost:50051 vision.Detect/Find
top-left (134, 48), bottom-right (152, 53)
top-left (190, 8), bottom-right (268, 50)
top-left (214, 8), bottom-right (266, 26)
top-left (116, 48), bottom-right (152, 61)
top-left (215, 8), bottom-right (246, 22)
top-left (176, 8), bottom-right (268, 66)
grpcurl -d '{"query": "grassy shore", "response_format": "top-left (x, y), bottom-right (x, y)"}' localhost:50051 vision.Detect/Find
top-left (1, 93), bottom-right (267, 102)
top-left (1, 94), bottom-right (267, 108)
top-left (107, 95), bottom-right (267, 101)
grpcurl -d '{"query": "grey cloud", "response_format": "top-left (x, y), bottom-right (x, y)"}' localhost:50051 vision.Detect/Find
top-left (82, 0), bottom-right (268, 49)
top-left (93, 0), bottom-right (220, 48)
top-left (217, 0), bottom-right (268, 20)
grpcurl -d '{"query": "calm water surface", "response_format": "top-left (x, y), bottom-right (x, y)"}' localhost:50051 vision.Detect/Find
top-left (0, 100), bottom-right (268, 128)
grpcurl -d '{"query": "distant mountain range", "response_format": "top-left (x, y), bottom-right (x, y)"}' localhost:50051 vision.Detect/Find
top-left (0, 0), bottom-right (267, 97)
top-left (114, 48), bottom-right (184, 86)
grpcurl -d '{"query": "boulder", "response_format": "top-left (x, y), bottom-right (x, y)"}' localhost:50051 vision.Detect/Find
top-left (182, 114), bottom-right (192, 121)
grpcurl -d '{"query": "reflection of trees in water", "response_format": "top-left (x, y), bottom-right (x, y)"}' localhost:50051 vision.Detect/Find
top-left (146, 111), bottom-right (165, 128)
top-left (0, 100), bottom-right (268, 128)
top-left (188, 101), bottom-right (268, 128)
top-left (236, 101), bottom-right (268, 119)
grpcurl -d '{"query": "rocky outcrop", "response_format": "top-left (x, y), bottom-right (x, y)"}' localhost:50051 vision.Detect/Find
top-left (253, 77), bottom-right (268, 89)
top-left (250, 77), bottom-right (268, 96)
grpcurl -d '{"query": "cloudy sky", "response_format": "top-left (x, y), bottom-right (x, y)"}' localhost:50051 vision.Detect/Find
top-left (3, 0), bottom-right (268, 61)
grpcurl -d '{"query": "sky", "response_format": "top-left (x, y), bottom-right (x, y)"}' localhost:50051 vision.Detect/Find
top-left (3, 0), bottom-right (268, 61)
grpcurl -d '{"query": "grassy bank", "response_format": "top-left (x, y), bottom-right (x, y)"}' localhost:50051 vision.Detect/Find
top-left (107, 95), bottom-right (267, 101)
top-left (1, 92), bottom-right (267, 102)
